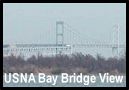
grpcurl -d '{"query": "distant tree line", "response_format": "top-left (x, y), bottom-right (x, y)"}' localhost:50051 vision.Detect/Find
top-left (3, 53), bottom-right (126, 74)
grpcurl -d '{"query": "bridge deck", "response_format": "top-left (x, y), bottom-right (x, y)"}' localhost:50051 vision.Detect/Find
top-left (3, 43), bottom-right (126, 48)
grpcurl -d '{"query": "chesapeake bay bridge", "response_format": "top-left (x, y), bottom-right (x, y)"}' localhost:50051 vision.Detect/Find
top-left (3, 21), bottom-right (126, 58)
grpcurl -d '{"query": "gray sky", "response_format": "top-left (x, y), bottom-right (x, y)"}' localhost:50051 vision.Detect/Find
top-left (3, 3), bottom-right (126, 57)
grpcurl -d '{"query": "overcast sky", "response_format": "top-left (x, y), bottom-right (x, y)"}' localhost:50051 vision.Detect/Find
top-left (3, 3), bottom-right (126, 57)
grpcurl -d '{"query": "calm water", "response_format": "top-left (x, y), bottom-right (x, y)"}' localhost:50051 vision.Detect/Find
top-left (3, 75), bottom-right (126, 87)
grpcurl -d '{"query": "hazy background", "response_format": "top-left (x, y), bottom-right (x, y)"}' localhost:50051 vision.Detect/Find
top-left (3, 3), bottom-right (126, 57)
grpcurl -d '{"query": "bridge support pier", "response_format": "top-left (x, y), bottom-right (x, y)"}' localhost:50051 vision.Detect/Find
top-left (56, 21), bottom-right (64, 54)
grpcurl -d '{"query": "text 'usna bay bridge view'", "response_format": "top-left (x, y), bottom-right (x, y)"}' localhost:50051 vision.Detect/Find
top-left (3, 3), bottom-right (126, 59)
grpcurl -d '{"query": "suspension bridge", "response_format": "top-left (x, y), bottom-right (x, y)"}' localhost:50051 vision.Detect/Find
top-left (3, 21), bottom-right (126, 58)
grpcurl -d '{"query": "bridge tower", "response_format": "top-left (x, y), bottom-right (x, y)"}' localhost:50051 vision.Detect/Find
top-left (112, 24), bottom-right (120, 59)
top-left (56, 21), bottom-right (64, 54)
